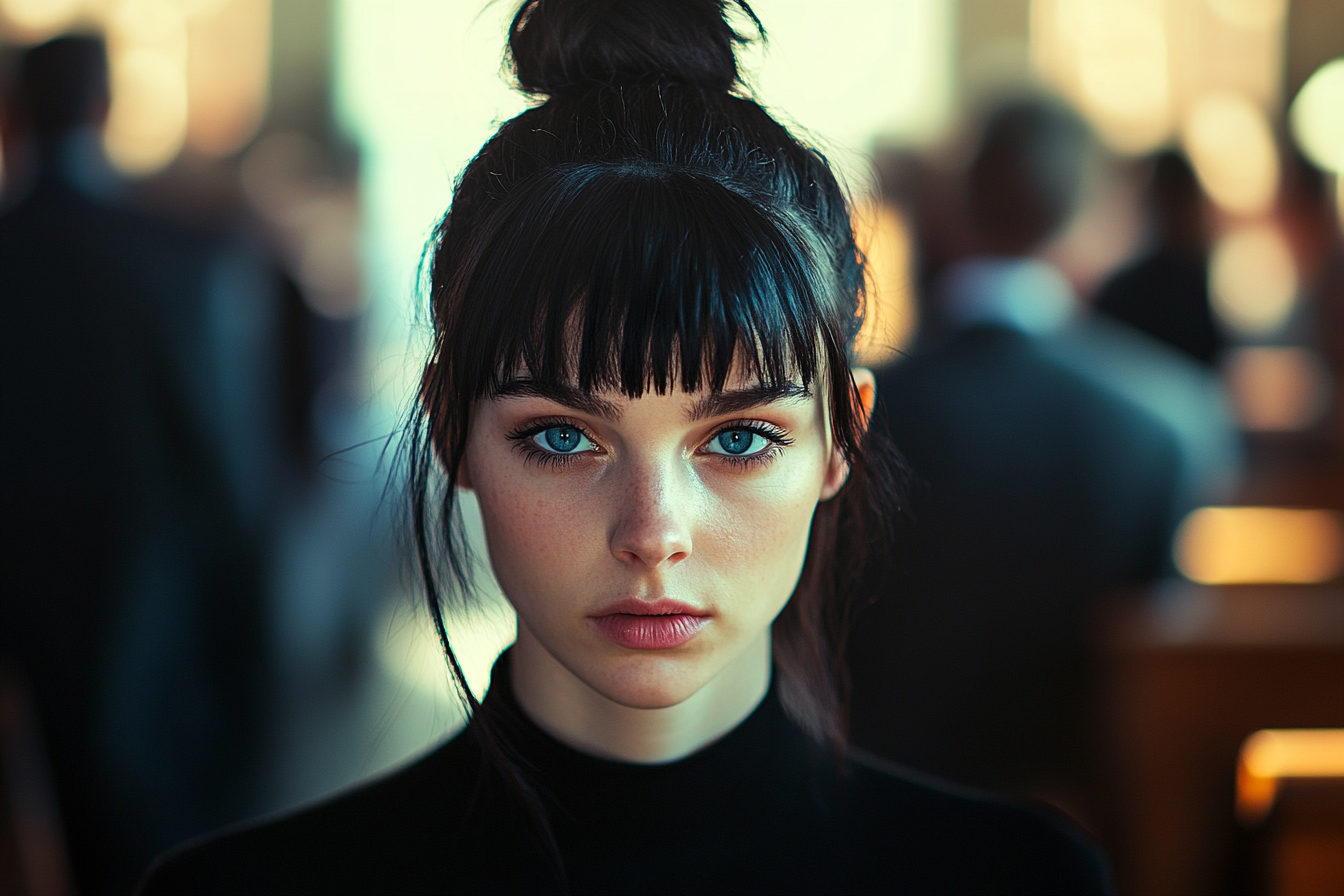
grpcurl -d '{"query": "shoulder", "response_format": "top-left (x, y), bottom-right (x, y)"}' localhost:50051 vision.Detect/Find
top-left (139, 733), bottom-right (480, 896)
top-left (838, 750), bottom-right (1113, 895)
top-left (877, 327), bottom-right (1097, 405)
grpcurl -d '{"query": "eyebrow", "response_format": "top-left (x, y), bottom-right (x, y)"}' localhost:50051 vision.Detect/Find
top-left (492, 379), bottom-right (625, 420)
top-left (492, 378), bottom-right (811, 422)
top-left (687, 382), bottom-right (812, 421)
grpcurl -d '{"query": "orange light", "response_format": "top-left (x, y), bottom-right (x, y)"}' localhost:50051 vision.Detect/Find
top-left (1223, 347), bottom-right (1331, 432)
top-left (1175, 507), bottom-right (1344, 585)
top-left (851, 198), bottom-right (916, 367)
top-left (1237, 729), bottom-right (1344, 824)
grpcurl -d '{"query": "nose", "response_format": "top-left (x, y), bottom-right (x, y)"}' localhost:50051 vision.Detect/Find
top-left (608, 458), bottom-right (693, 569)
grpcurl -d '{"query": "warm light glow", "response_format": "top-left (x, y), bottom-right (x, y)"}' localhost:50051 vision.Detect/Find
top-left (1205, 0), bottom-right (1287, 32)
top-left (741, 0), bottom-right (954, 192)
top-left (1237, 729), bottom-right (1344, 823)
top-left (108, 0), bottom-right (188, 58)
top-left (852, 199), bottom-right (916, 367)
top-left (0, 0), bottom-right (273, 176)
top-left (103, 47), bottom-right (189, 175)
top-left (1290, 59), bottom-right (1344, 175)
top-left (1034, 0), bottom-right (1286, 159)
top-left (101, 0), bottom-right (189, 176)
top-left (1183, 92), bottom-right (1279, 216)
top-left (1175, 507), bottom-right (1344, 585)
top-left (1209, 224), bottom-right (1297, 336)
top-left (1223, 347), bottom-right (1332, 432)
top-left (1031, 0), bottom-right (1171, 154)
top-left (184, 0), bottom-right (270, 157)
top-left (0, 0), bottom-right (84, 40)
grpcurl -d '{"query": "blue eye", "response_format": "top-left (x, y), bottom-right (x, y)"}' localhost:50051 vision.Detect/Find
top-left (533, 425), bottom-right (593, 454)
top-left (709, 429), bottom-right (766, 456)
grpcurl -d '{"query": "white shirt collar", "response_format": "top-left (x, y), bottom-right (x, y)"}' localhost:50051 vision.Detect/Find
top-left (939, 257), bottom-right (1076, 336)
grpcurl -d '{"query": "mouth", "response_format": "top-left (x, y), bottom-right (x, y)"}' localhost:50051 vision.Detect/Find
top-left (589, 599), bottom-right (711, 650)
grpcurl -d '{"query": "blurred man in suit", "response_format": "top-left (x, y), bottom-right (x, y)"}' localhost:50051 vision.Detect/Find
top-left (1095, 150), bottom-right (1224, 369)
top-left (0, 36), bottom-right (273, 893)
top-left (847, 100), bottom-right (1207, 822)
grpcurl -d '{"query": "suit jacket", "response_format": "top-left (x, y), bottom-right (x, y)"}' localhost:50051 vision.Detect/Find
top-left (848, 324), bottom-right (1183, 793)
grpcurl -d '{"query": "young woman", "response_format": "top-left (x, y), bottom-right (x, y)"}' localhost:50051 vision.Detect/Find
top-left (143, 1), bottom-right (1110, 892)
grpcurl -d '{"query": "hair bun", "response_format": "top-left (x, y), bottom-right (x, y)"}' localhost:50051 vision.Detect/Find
top-left (509, 0), bottom-right (757, 96)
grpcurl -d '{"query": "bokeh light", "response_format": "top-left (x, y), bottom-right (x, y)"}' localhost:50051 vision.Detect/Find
top-left (0, 0), bottom-right (271, 177)
top-left (1209, 223), bottom-right (1298, 337)
top-left (1175, 507), bottom-right (1344, 585)
top-left (0, 0), bottom-right (85, 40)
top-left (103, 46), bottom-right (189, 175)
top-left (1033, 0), bottom-right (1287, 162)
top-left (1289, 58), bottom-right (1344, 175)
top-left (1205, 0), bottom-right (1288, 32)
top-left (852, 199), bottom-right (916, 367)
top-left (1182, 92), bottom-right (1280, 216)
top-left (1032, 0), bottom-right (1170, 154)
top-left (1223, 346), bottom-right (1332, 431)
top-left (184, 0), bottom-right (270, 157)
top-left (1237, 728), bottom-right (1344, 824)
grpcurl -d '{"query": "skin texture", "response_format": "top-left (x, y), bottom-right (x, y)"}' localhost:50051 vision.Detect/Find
top-left (458, 366), bottom-right (875, 763)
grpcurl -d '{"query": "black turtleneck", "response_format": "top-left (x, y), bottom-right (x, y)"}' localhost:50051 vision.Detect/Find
top-left (141, 657), bottom-right (1110, 895)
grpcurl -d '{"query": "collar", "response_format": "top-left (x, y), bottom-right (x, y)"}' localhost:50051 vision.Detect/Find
top-left (939, 257), bottom-right (1076, 336)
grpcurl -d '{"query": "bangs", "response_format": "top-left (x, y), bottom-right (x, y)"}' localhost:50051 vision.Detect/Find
top-left (441, 163), bottom-right (838, 399)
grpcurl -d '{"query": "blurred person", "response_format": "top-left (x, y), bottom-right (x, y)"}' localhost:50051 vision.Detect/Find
top-left (0, 35), bottom-right (275, 893)
top-left (139, 3), bottom-right (1111, 893)
top-left (1278, 145), bottom-right (1344, 448)
top-left (1094, 150), bottom-right (1224, 368)
top-left (847, 99), bottom-right (1196, 822)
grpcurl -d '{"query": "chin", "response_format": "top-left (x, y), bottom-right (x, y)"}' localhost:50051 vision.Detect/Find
top-left (586, 651), bottom-right (716, 710)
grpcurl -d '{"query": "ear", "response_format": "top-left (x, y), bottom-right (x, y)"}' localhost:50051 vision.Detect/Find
top-left (819, 367), bottom-right (876, 501)
top-left (851, 366), bottom-right (877, 429)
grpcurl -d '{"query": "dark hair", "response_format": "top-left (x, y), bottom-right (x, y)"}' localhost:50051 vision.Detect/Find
top-left (965, 98), bottom-right (1091, 254)
top-left (16, 36), bottom-right (109, 137)
top-left (1148, 149), bottom-right (1207, 253)
top-left (405, 0), bottom-right (899, 856)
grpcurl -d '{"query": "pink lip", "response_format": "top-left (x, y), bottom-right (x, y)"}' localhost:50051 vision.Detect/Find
top-left (590, 599), bottom-right (711, 650)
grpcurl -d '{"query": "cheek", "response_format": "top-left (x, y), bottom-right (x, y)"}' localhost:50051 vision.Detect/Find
top-left (468, 456), bottom-right (601, 611)
top-left (701, 458), bottom-right (823, 598)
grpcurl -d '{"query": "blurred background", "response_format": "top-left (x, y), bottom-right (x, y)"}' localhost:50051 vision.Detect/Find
top-left (0, 1), bottom-right (1340, 894)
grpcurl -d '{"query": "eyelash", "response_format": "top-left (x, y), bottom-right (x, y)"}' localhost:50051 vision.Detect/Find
top-left (705, 419), bottom-right (793, 470)
top-left (506, 417), bottom-right (598, 469)
top-left (504, 418), bottom-right (793, 470)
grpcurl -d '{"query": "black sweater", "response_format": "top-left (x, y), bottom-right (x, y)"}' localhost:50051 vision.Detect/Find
top-left (141, 661), bottom-right (1111, 895)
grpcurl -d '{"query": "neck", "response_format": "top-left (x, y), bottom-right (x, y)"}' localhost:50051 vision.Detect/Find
top-left (37, 127), bottom-right (117, 199)
top-left (508, 627), bottom-right (771, 764)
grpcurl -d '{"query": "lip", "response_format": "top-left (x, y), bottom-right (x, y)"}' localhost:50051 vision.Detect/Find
top-left (590, 599), bottom-right (711, 650)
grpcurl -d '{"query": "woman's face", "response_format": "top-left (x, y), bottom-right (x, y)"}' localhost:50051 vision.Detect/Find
top-left (459, 364), bottom-right (854, 711)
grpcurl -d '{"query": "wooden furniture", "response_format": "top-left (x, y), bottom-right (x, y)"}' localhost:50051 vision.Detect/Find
top-left (1102, 584), bottom-right (1344, 896)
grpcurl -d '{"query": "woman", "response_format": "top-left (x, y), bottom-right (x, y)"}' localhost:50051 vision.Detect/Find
top-left (143, 1), bottom-right (1109, 892)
